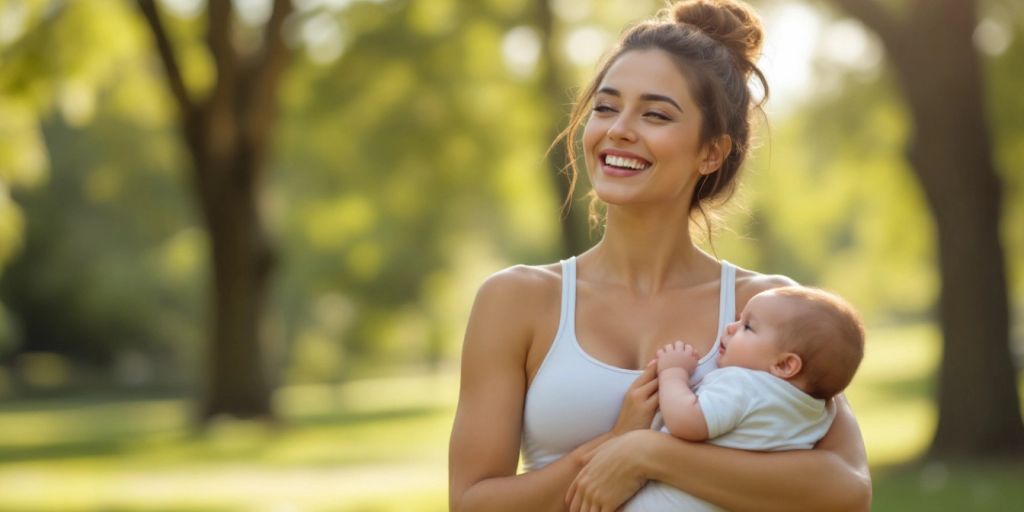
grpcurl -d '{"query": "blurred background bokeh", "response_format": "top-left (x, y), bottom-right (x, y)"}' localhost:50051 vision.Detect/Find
top-left (0, 0), bottom-right (1022, 510)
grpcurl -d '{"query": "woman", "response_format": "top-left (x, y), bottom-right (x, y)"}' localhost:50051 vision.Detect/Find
top-left (449, 1), bottom-right (871, 510)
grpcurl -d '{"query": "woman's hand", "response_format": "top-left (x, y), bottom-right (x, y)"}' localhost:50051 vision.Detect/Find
top-left (565, 362), bottom-right (657, 510)
top-left (609, 360), bottom-right (659, 437)
top-left (566, 430), bottom-right (653, 512)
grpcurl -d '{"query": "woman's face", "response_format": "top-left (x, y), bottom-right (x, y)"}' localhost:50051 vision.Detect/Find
top-left (582, 49), bottom-right (707, 208)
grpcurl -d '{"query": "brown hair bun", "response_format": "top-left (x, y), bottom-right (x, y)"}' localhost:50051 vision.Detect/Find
top-left (672, 0), bottom-right (764, 72)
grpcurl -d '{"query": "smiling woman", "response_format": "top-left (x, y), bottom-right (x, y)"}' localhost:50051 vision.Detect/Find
top-left (583, 50), bottom-right (712, 207)
top-left (564, 5), bottom-right (769, 238)
top-left (448, 1), bottom-right (871, 511)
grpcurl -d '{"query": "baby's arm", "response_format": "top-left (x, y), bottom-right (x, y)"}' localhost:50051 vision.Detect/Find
top-left (656, 342), bottom-right (710, 441)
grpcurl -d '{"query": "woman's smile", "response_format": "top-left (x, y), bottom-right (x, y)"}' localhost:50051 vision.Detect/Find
top-left (599, 149), bottom-right (652, 177)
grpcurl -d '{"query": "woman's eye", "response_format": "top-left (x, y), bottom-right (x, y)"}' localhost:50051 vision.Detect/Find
top-left (645, 111), bottom-right (671, 121)
top-left (592, 105), bottom-right (616, 113)
top-left (743, 323), bottom-right (752, 331)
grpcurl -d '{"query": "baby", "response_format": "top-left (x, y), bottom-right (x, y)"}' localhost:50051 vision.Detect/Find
top-left (624, 286), bottom-right (865, 512)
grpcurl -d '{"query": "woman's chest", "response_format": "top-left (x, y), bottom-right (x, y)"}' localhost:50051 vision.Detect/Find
top-left (575, 284), bottom-right (724, 369)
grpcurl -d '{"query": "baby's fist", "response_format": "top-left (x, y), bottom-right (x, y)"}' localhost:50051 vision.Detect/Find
top-left (657, 341), bottom-right (700, 374)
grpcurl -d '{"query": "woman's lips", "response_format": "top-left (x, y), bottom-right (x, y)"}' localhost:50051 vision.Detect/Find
top-left (600, 161), bottom-right (646, 177)
top-left (598, 150), bottom-right (651, 177)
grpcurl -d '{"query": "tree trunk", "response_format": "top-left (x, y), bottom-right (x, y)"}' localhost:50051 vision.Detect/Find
top-left (137, 0), bottom-right (292, 421)
top-left (831, 0), bottom-right (1024, 458)
top-left (535, 0), bottom-right (592, 257)
top-left (199, 152), bottom-right (275, 419)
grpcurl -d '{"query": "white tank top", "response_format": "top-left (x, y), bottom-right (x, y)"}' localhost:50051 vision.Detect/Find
top-left (520, 256), bottom-right (737, 471)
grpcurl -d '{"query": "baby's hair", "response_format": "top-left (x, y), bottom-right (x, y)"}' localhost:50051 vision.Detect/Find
top-left (769, 287), bottom-right (865, 400)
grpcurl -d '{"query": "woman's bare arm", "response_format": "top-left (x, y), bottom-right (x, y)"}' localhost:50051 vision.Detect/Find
top-left (570, 394), bottom-right (870, 511)
top-left (450, 266), bottom-right (663, 511)
top-left (449, 268), bottom-right (571, 512)
top-left (451, 267), bottom-right (653, 511)
top-left (646, 394), bottom-right (870, 511)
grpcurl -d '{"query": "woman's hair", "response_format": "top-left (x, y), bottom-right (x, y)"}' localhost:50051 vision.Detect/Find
top-left (557, 0), bottom-right (769, 239)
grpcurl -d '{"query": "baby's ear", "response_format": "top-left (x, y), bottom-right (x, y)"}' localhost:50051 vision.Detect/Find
top-left (770, 353), bottom-right (803, 380)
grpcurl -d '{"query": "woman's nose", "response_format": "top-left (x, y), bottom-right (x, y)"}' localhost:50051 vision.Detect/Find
top-left (607, 115), bottom-right (637, 142)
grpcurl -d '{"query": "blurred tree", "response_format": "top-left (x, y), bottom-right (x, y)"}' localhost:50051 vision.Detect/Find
top-left (0, 1), bottom-right (162, 366)
top-left (1, 0), bottom-right (571, 394)
top-left (0, 2), bottom-right (58, 278)
top-left (272, 0), bottom-right (563, 377)
top-left (534, 0), bottom-right (591, 256)
top-left (829, 0), bottom-right (1024, 458)
top-left (134, 0), bottom-right (293, 420)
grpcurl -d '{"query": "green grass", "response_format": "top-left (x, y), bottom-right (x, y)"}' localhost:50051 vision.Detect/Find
top-left (872, 463), bottom-right (1024, 511)
top-left (0, 324), bottom-right (1022, 511)
top-left (0, 373), bottom-right (455, 511)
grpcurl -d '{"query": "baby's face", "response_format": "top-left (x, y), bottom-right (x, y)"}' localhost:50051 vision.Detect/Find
top-left (717, 292), bottom-right (791, 371)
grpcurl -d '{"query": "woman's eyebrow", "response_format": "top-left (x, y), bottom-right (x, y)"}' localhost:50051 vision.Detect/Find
top-left (596, 86), bottom-right (684, 113)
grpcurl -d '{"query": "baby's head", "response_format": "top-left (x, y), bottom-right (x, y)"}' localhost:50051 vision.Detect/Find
top-left (718, 286), bottom-right (865, 399)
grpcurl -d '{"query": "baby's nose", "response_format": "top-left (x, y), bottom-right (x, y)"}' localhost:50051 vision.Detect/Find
top-left (725, 321), bottom-right (739, 335)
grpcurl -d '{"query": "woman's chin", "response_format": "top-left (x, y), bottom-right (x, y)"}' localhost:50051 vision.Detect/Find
top-left (592, 183), bottom-right (646, 206)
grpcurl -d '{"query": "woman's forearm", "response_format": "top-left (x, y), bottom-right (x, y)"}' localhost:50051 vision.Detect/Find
top-left (640, 431), bottom-right (870, 511)
top-left (637, 393), bottom-right (871, 511)
top-left (456, 433), bottom-right (613, 512)
top-left (458, 461), bottom-right (575, 512)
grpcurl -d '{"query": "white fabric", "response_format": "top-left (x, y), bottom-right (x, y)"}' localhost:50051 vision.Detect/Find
top-left (520, 257), bottom-right (737, 472)
top-left (623, 367), bottom-right (836, 512)
top-left (700, 368), bottom-right (834, 448)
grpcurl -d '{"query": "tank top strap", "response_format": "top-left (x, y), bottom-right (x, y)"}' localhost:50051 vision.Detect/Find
top-left (718, 260), bottom-right (737, 330)
top-left (558, 256), bottom-right (578, 339)
top-left (686, 260), bottom-right (738, 385)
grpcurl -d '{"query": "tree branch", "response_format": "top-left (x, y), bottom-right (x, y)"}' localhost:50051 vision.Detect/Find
top-left (207, 0), bottom-right (238, 102)
top-left (242, 0), bottom-right (294, 146)
top-left (136, 0), bottom-right (194, 121)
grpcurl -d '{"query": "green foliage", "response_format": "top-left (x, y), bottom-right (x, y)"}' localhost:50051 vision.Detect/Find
top-left (0, 0), bottom-right (199, 373)
top-left (0, 0), bottom-right (1020, 391)
top-left (735, 74), bottom-right (939, 322)
top-left (273, 0), bottom-right (568, 378)
top-left (985, 0), bottom-right (1024, 300)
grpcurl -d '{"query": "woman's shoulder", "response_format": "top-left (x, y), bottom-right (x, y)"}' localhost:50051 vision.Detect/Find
top-left (731, 263), bottom-right (799, 309)
top-left (463, 263), bottom-right (564, 360)
top-left (478, 262), bottom-right (563, 296)
top-left (472, 262), bottom-right (564, 320)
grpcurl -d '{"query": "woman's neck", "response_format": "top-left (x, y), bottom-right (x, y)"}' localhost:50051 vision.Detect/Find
top-left (582, 205), bottom-right (719, 296)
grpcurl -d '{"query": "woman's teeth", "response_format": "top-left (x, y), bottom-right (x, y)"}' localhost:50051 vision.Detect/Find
top-left (604, 155), bottom-right (650, 170)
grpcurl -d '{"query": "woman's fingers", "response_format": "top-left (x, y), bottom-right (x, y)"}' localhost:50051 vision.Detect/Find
top-left (639, 372), bottom-right (659, 391)
top-left (634, 370), bottom-right (659, 402)
top-left (646, 390), bottom-right (659, 406)
top-left (642, 361), bottom-right (659, 382)
top-left (635, 361), bottom-right (657, 384)
top-left (567, 480), bottom-right (580, 511)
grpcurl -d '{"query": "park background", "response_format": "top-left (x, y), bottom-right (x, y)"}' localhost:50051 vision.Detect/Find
top-left (1, 0), bottom-right (1022, 510)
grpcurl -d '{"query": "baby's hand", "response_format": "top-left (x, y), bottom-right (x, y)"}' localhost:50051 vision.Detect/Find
top-left (657, 341), bottom-right (700, 375)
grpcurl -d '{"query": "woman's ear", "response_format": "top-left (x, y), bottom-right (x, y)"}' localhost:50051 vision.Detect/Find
top-left (700, 135), bottom-right (733, 175)
top-left (770, 352), bottom-right (803, 380)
